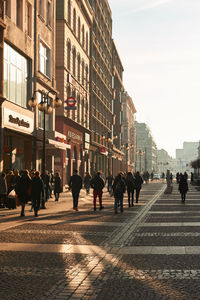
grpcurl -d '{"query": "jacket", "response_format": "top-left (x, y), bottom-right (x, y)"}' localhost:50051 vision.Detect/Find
top-left (179, 178), bottom-right (188, 193)
top-left (31, 177), bottom-right (44, 199)
top-left (54, 176), bottom-right (62, 193)
top-left (113, 176), bottom-right (126, 198)
top-left (69, 174), bottom-right (82, 192)
top-left (0, 176), bottom-right (7, 195)
top-left (90, 175), bottom-right (105, 192)
top-left (135, 174), bottom-right (143, 190)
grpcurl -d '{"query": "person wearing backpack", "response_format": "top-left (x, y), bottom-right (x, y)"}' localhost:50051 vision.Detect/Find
top-left (90, 171), bottom-right (105, 211)
top-left (113, 172), bottom-right (126, 214)
top-left (126, 172), bottom-right (135, 207)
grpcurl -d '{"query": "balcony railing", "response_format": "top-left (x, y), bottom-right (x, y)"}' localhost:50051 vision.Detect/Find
top-left (0, 0), bottom-right (4, 20)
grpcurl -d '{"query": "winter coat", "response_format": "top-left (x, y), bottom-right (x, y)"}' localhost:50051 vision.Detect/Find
top-left (135, 174), bottom-right (143, 190)
top-left (31, 177), bottom-right (44, 200)
top-left (54, 176), bottom-right (62, 193)
top-left (179, 177), bottom-right (188, 193)
top-left (90, 175), bottom-right (105, 192)
top-left (113, 176), bottom-right (126, 198)
top-left (69, 174), bottom-right (82, 193)
top-left (0, 176), bottom-right (7, 195)
top-left (126, 174), bottom-right (136, 192)
top-left (16, 174), bottom-right (32, 203)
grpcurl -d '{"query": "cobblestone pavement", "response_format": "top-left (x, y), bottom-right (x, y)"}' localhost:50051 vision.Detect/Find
top-left (2, 182), bottom-right (200, 299)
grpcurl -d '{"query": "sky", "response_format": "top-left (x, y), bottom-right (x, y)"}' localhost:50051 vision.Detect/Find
top-left (109, 0), bottom-right (200, 158)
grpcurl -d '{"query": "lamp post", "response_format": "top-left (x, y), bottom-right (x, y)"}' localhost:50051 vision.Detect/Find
top-left (136, 150), bottom-right (145, 173)
top-left (28, 90), bottom-right (62, 208)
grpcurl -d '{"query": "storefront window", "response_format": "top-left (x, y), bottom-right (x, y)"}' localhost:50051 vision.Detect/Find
top-left (38, 93), bottom-right (51, 130)
top-left (4, 43), bottom-right (28, 107)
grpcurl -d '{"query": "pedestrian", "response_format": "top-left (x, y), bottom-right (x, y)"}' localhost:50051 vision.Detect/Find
top-left (176, 172), bottom-right (180, 184)
top-left (184, 172), bottom-right (188, 180)
top-left (5, 170), bottom-right (14, 194)
top-left (178, 173), bottom-right (188, 202)
top-left (90, 171), bottom-right (105, 211)
top-left (31, 171), bottom-right (44, 217)
top-left (54, 172), bottom-right (62, 201)
top-left (135, 171), bottom-right (143, 203)
top-left (113, 173), bottom-right (126, 214)
top-left (41, 170), bottom-right (50, 202)
top-left (191, 172), bottom-right (194, 183)
top-left (69, 169), bottom-right (82, 211)
top-left (15, 170), bottom-right (32, 217)
top-left (84, 172), bottom-right (91, 194)
top-left (150, 172), bottom-right (154, 181)
top-left (106, 173), bottom-right (114, 195)
top-left (125, 172), bottom-right (135, 207)
top-left (0, 173), bottom-right (7, 208)
top-left (170, 173), bottom-right (173, 183)
top-left (49, 170), bottom-right (55, 198)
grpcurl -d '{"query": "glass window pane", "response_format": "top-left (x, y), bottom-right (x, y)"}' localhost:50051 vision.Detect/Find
top-left (10, 65), bottom-right (16, 101)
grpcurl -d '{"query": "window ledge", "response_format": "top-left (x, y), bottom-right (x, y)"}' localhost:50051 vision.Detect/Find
top-left (38, 14), bottom-right (45, 23)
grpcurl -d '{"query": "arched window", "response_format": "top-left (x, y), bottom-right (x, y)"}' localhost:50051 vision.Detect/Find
top-left (81, 60), bottom-right (85, 86)
top-left (72, 47), bottom-right (76, 77)
top-left (85, 65), bottom-right (88, 89)
top-left (77, 54), bottom-right (80, 82)
top-left (73, 8), bottom-right (76, 34)
top-left (86, 32), bottom-right (89, 54)
top-left (82, 25), bottom-right (85, 48)
top-left (67, 39), bottom-right (71, 70)
top-left (68, 0), bottom-right (71, 26)
top-left (78, 18), bottom-right (81, 41)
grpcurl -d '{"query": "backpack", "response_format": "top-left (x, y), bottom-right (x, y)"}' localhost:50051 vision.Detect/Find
top-left (115, 180), bottom-right (121, 193)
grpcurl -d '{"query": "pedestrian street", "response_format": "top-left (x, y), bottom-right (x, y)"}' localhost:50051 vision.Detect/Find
top-left (1, 181), bottom-right (200, 299)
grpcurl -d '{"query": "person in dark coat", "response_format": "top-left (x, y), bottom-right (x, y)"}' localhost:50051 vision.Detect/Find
top-left (113, 173), bottom-right (126, 214)
top-left (15, 170), bottom-right (32, 217)
top-left (54, 172), bottom-right (62, 201)
top-left (84, 172), bottom-right (91, 194)
top-left (90, 171), bottom-right (105, 211)
top-left (178, 173), bottom-right (188, 202)
top-left (41, 171), bottom-right (50, 202)
top-left (31, 171), bottom-right (44, 217)
top-left (106, 173), bottom-right (114, 195)
top-left (126, 172), bottom-right (135, 207)
top-left (0, 173), bottom-right (7, 208)
top-left (69, 169), bottom-right (82, 211)
top-left (135, 171), bottom-right (143, 203)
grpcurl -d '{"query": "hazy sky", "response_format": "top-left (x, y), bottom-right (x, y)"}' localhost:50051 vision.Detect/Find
top-left (109, 0), bottom-right (200, 157)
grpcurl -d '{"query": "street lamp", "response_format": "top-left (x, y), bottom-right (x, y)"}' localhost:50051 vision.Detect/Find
top-left (28, 90), bottom-right (62, 208)
top-left (136, 150), bottom-right (145, 173)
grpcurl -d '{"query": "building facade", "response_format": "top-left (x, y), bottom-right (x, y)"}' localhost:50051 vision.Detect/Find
top-left (121, 91), bottom-right (136, 172)
top-left (56, 0), bottom-right (92, 184)
top-left (135, 121), bottom-right (157, 174)
top-left (157, 149), bottom-right (172, 175)
top-left (1, 0), bottom-right (66, 174)
top-left (88, 0), bottom-right (113, 176)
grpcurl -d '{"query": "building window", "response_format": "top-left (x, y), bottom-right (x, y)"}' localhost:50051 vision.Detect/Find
top-left (38, 0), bottom-right (45, 18)
top-left (82, 25), bottom-right (85, 47)
top-left (82, 60), bottom-right (84, 86)
top-left (73, 8), bottom-right (76, 34)
top-left (26, 1), bottom-right (32, 37)
top-left (47, 1), bottom-right (52, 27)
top-left (16, 0), bottom-right (23, 29)
top-left (86, 32), bottom-right (89, 54)
top-left (39, 42), bottom-right (51, 77)
top-left (77, 54), bottom-right (80, 82)
top-left (38, 93), bottom-right (50, 130)
top-left (4, 43), bottom-right (28, 108)
top-left (68, 0), bottom-right (71, 26)
top-left (78, 17), bottom-right (80, 40)
top-left (72, 48), bottom-right (76, 77)
top-left (67, 40), bottom-right (71, 70)
top-left (5, 0), bottom-right (11, 18)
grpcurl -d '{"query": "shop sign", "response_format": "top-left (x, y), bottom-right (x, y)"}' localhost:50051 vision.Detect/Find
top-left (56, 137), bottom-right (68, 144)
top-left (4, 108), bottom-right (34, 134)
top-left (68, 131), bottom-right (82, 143)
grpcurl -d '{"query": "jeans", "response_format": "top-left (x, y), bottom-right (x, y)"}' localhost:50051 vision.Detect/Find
top-left (114, 197), bottom-right (123, 213)
top-left (136, 188), bottom-right (141, 202)
top-left (127, 190), bottom-right (134, 206)
top-left (72, 191), bottom-right (80, 208)
top-left (181, 192), bottom-right (186, 202)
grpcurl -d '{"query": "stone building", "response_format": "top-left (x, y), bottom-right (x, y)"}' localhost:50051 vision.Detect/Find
top-left (56, 0), bottom-right (92, 184)
top-left (1, 0), bottom-right (65, 173)
top-left (135, 121), bottom-right (157, 174)
top-left (121, 91), bottom-right (136, 173)
top-left (88, 0), bottom-right (113, 176)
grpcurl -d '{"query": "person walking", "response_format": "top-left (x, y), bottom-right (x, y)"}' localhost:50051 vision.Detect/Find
top-left (113, 173), bottom-right (126, 214)
top-left (90, 171), bottom-right (105, 211)
top-left (15, 170), bottom-right (32, 217)
top-left (31, 171), bottom-right (44, 217)
top-left (54, 172), bottom-right (62, 201)
top-left (84, 172), bottom-right (91, 194)
top-left (106, 173), bottom-right (114, 195)
top-left (126, 172), bottom-right (135, 207)
top-left (178, 173), bottom-right (188, 202)
top-left (0, 173), bottom-right (7, 208)
top-left (69, 169), bottom-right (82, 211)
top-left (135, 171), bottom-right (143, 203)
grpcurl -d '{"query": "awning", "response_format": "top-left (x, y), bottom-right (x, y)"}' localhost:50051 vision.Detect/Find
top-left (47, 139), bottom-right (71, 150)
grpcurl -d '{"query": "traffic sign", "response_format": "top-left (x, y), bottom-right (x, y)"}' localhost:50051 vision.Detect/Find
top-left (65, 97), bottom-right (76, 107)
